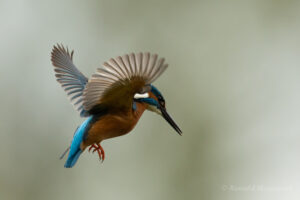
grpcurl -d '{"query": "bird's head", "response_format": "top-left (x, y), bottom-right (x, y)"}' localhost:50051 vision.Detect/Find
top-left (133, 85), bottom-right (182, 135)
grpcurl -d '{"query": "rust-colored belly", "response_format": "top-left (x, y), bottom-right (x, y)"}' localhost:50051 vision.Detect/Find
top-left (81, 102), bottom-right (147, 150)
top-left (81, 113), bottom-right (137, 149)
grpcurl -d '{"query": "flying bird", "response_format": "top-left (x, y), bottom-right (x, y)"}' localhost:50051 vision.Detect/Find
top-left (51, 44), bottom-right (182, 168)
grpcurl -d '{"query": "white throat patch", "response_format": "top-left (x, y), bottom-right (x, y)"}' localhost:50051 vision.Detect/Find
top-left (134, 93), bottom-right (149, 99)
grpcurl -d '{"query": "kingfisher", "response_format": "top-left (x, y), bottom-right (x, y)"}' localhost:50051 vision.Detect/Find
top-left (51, 44), bottom-right (182, 168)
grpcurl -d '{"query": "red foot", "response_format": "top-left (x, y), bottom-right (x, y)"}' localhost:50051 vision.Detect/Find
top-left (88, 143), bottom-right (105, 162)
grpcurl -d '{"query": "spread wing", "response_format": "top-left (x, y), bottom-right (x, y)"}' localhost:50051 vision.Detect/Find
top-left (83, 52), bottom-right (168, 112)
top-left (51, 44), bottom-right (89, 117)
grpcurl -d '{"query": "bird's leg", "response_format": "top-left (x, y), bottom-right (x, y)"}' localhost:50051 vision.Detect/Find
top-left (88, 143), bottom-right (105, 162)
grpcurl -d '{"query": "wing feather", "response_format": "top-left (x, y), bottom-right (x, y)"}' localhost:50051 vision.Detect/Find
top-left (129, 53), bottom-right (138, 77)
top-left (115, 56), bottom-right (130, 78)
top-left (142, 52), bottom-right (150, 76)
top-left (82, 52), bottom-right (168, 111)
top-left (122, 54), bottom-right (134, 76)
top-left (135, 53), bottom-right (142, 77)
top-left (51, 44), bottom-right (89, 117)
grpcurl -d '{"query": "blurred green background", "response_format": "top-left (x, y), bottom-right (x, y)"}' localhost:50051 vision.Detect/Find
top-left (1, 0), bottom-right (300, 199)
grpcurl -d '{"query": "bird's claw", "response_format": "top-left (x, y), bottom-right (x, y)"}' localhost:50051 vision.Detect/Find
top-left (88, 143), bottom-right (105, 162)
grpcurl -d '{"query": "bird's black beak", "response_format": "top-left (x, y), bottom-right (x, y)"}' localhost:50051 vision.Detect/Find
top-left (160, 107), bottom-right (182, 135)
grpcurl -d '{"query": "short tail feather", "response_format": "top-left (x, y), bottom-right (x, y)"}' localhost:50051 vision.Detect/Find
top-left (64, 149), bottom-right (82, 168)
top-left (62, 117), bottom-right (93, 168)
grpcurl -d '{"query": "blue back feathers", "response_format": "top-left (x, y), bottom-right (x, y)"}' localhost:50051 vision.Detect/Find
top-left (64, 116), bottom-right (93, 168)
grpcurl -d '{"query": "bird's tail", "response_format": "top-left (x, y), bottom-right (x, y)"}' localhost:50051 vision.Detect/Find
top-left (64, 148), bottom-right (82, 168)
top-left (64, 116), bottom-right (93, 168)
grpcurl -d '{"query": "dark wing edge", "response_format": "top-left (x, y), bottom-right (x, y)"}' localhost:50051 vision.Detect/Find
top-left (51, 44), bottom-right (89, 117)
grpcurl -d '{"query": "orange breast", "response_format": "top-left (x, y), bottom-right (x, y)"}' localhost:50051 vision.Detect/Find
top-left (81, 102), bottom-right (147, 149)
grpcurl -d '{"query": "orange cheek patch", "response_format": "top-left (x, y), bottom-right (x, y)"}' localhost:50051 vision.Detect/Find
top-left (148, 92), bottom-right (158, 101)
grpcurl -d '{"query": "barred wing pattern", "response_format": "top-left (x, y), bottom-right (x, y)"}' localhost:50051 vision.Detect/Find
top-left (83, 52), bottom-right (168, 111)
top-left (51, 44), bottom-right (89, 117)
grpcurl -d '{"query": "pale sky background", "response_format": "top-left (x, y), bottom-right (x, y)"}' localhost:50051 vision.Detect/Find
top-left (1, 0), bottom-right (300, 200)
